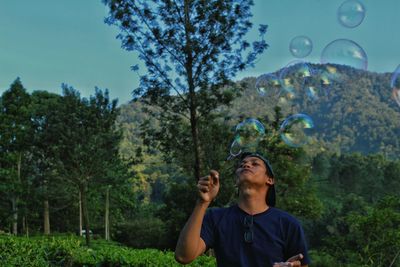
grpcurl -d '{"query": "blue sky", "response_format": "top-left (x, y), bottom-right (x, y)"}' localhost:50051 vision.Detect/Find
top-left (1, 0), bottom-right (399, 105)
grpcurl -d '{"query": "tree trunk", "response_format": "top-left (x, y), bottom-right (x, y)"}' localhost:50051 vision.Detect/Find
top-left (184, 0), bottom-right (201, 181)
top-left (23, 216), bottom-right (29, 237)
top-left (11, 197), bottom-right (18, 235)
top-left (105, 186), bottom-right (110, 241)
top-left (78, 190), bottom-right (83, 237)
top-left (44, 199), bottom-right (50, 235)
top-left (80, 183), bottom-right (91, 246)
top-left (11, 153), bottom-right (22, 235)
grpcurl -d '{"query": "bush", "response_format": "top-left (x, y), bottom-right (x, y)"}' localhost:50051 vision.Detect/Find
top-left (0, 235), bottom-right (216, 266)
top-left (114, 217), bottom-right (168, 249)
top-left (309, 250), bottom-right (337, 267)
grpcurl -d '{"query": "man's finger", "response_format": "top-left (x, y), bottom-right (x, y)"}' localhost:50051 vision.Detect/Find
top-left (198, 180), bottom-right (211, 186)
top-left (287, 253), bottom-right (303, 262)
top-left (199, 175), bottom-right (210, 181)
top-left (209, 170), bottom-right (219, 185)
top-left (288, 260), bottom-right (301, 267)
top-left (198, 185), bottom-right (209, 193)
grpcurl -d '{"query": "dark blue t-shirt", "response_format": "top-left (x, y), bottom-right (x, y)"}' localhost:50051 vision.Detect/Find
top-left (200, 205), bottom-right (310, 267)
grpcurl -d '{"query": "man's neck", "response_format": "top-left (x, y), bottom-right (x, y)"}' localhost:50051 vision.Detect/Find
top-left (237, 188), bottom-right (269, 215)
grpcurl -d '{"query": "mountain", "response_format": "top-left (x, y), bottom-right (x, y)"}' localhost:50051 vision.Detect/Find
top-left (230, 64), bottom-right (400, 158)
top-left (118, 63), bottom-right (400, 158)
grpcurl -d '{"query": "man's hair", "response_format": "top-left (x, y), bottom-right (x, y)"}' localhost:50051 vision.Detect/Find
top-left (237, 152), bottom-right (275, 178)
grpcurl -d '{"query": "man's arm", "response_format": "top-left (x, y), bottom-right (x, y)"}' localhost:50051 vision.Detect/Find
top-left (174, 170), bottom-right (219, 264)
top-left (174, 201), bottom-right (209, 264)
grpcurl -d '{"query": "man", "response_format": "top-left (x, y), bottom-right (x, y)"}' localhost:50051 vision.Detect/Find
top-left (175, 152), bottom-right (310, 266)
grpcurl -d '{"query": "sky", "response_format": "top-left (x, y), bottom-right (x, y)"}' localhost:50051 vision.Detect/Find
top-left (1, 0), bottom-right (399, 105)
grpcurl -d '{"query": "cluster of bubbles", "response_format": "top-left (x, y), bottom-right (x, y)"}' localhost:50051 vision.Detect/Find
top-left (228, 113), bottom-right (316, 159)
top-left (288, 0), bottom-right (367, 71)
top-left (227, 0), bottom-right (398, 155)
top-left (255, 61), bottom-right (340, 103)
top-left (321, 0), bottom-right (367, 69)
top-left (248, 60), bottom-right (340, 150)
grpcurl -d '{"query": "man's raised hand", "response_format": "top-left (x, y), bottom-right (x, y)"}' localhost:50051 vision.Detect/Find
top-left (197, 170), bottom-right (220, 203)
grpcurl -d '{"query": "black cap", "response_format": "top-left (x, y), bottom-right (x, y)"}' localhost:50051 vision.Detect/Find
top-left (239, 152), bottom-right (276, 207)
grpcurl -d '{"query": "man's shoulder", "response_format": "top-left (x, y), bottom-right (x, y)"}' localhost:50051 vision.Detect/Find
top-left (207, 204), bottom-right (237, 214)
top-left (268, 207), bottom-right (302, 225)
top-left (206, 204), bottom-right (239, 222)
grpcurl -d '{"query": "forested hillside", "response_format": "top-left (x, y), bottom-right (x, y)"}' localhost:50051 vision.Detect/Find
top-left (230, 64), bottom-right (400, 157)
top-left (119, 64), bottom-right (400, 158)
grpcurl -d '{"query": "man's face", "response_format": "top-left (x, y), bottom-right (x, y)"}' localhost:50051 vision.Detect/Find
top-left (235, 156), bottom-right (273, 187)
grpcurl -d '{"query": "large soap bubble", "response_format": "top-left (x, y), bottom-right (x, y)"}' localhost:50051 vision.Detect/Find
top-left (279, 60), bottom-right (313, 99)
top-left (321, 39), bottom-right (368, 70)
top-left (229, 118), bottom-right (265, 157)
top-left (338, 0), bottom-right (366, 28)
top-left (280, 114), bottom-right (314, 147)
top-left (289, 35), bottom-right (313, 58)
top-left (234, 118), bottom-right (265, 148)
top-left (255, 73), bottom-right (281, 98)
top-left (303, 65), bottom-right (341, 100)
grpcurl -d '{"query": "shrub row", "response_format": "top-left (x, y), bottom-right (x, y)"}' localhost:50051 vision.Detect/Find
top-left (0, 235), bottom-right (216, 266)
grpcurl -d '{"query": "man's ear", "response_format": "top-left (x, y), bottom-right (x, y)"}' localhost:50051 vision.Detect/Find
top-left (265, 175), bottom-right (274, 186)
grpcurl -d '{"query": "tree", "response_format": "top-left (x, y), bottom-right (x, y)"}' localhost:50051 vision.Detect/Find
top-left (0, 78), bottom-right (32, 234)
top-left (29, 91), bottom-right (67, 235)
top-left (104, 0), bottom-right (268, 180)
top-left (57, 85), bottom-right (122, 245)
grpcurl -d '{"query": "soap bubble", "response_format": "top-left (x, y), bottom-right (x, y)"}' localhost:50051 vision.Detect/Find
top-left (280, 114), bottom-right (314, 147)
top-left (338, 0), bottom-right (366, 28)
top-left (255, 73), bottom-right (281, 98)
top-left (229, 140), bottom-right (242, 158)
top-left (321, 39), bottom-right (368, 70)
top-left (304, 86), bottom-right (320, 101)
top-left (289, 35), bottom-right (313, 58)
top-left (228, 119), bottom-right (265, 158)
top-left (303, 65), bottom-right (341, 99)
top-left (234, 118), bottom-right (265, 149)
top-left (391, 64), bottom-right (400, 107)
top-left (279, 60), bottom-right (313, 99)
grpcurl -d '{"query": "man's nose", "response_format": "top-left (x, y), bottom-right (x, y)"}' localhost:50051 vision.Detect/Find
top-left (242, 162), bottom-right (251, 169)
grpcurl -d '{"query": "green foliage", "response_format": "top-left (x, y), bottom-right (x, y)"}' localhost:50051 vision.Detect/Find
top-left (307, 152), bottom-right (400, 266)
top-left (0, 235), bottom-right (216, 266)
top-left (308, 250), bottom-right (337, 267)
top-left (312, 152), bottom-right (400, 205)
top-left (316, 196), bottom-right (400, 266)
top-left (114, 217), bottom-right (168, 249)
top-left (157, 181), bottom-right (199, 249)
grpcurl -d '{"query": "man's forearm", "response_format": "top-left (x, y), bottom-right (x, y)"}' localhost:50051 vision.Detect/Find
top-left (175, 200), bottom-right (210, 264)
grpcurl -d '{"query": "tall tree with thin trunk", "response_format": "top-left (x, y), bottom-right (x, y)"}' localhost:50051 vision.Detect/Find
top-left (57, 85), bottom-right (121, 246)
top-left (29, 91), bottom-right (65, 235)
top-left (104, 0), bottom-right (268, 180)
top-left (0, 78), bottom-right (32, 234)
